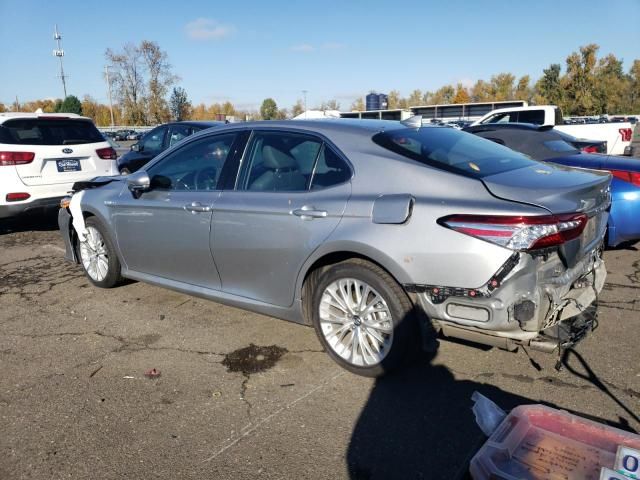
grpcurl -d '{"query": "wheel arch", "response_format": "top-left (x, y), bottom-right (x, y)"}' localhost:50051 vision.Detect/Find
top-left (297, 242), bottom-right (412, 325)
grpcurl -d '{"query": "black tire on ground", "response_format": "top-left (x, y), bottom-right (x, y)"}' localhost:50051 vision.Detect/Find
top-left (77, 216), bottom-right (123, 288)
top-left (311, 259), bottom-right (419, 377)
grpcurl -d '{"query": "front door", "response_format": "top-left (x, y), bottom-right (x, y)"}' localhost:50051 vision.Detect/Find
top-left (212, 130), bottom-right (352, 307)
top-left (113, 131), bottom-right (243, 289)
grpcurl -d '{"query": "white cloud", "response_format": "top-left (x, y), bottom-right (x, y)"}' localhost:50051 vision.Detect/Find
top-left (290, 43), bottom-right (315, 52)
top-left (186, 18), bottom-right (235, 40)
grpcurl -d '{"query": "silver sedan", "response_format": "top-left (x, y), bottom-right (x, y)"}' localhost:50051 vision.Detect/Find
top-left (59, 119), bottom-right (611, 376)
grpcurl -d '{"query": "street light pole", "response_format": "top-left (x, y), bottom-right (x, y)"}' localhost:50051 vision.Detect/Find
top-left (302, 90), bottom-right (308, 119)
top-left (104, 65), bottom-right (115, 128)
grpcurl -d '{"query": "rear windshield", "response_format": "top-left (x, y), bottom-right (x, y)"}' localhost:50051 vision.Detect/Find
top-left (0, 118), bottom-right (104, 146)
top-left (372, 126), bottom-right (538, 178)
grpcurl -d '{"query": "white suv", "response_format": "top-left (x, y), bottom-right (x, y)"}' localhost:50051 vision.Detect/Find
top-left (0, 112), bottom-right (118, 219)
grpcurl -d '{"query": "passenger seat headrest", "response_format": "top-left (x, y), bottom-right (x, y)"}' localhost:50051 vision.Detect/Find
top-left (262, 145), bottom-right (297, 170)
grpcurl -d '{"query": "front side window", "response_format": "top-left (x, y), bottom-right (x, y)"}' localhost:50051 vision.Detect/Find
top-left (373, 127), bottom-right (537, 178)
top-left (146, 133), bottom-right (237, 191)
top-left (141, 126), bottom-right (167, 155)
top-left (239, 131), bottom-right (321, 192)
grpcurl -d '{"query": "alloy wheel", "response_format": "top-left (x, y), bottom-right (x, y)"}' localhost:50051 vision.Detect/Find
top-left (319, 278), bottom-right (394, 367)
top-left (79, 226), bottom-right (109, 282)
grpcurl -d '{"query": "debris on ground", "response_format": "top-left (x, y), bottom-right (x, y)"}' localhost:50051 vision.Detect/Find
top-left (144, 368), bottom-right (161, 379)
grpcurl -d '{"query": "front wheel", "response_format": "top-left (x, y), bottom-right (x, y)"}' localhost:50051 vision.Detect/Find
top-left (78, 217), bottom-right (122, 288)
top-left (311, 259), bottom-right (418, 377)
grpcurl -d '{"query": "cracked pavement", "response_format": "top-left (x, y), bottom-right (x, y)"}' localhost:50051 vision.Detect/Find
top-left (0, 217), bottom-right (639, 480)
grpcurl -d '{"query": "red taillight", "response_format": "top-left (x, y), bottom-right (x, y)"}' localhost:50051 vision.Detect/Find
top-left (6, 192), bottom-right (31, 202)
top-left (439, 213), bottom-right (588, 251)
top-left (96, 147), bottom-right (117, 160)
top-left (609, 170), bottom-right (640, 187)
top-left (0, 151), bottom-right (35, 166)
top-left (619, 128), bottom-right (632, 142)
top-left (581, 146), bottom-right (598, 153)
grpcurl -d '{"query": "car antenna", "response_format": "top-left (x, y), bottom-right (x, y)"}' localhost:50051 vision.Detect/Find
top-left (400, 115), bottom-right (423, 128)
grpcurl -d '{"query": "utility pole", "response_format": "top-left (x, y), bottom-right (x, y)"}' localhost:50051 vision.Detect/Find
top-left (302, 90), bottom-right (308, 119)
top-left (105, 65), bottom-right (115, 127)
top-left (53, 24), bottom-right (68, 98)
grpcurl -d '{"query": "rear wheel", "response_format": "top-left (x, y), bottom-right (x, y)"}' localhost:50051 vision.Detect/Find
top-left (78, 217), bottom-right (122, 288)
top-left (311, 259), bottom-right (417, 377)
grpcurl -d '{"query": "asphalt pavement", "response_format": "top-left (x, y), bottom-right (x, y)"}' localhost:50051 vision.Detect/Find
top-left (0, 213), bottom-right (638, 479)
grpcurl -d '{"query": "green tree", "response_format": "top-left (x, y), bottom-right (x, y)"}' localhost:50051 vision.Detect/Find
top-left (563, 44), bottom-right (599, 115)
top-left (57, 95), bottom-right (83, 115)
top-left (594, 53), bottom-right (628, 114)
top-left (260, 98), bottom-right (278, 120)
top-left (406, 89), bottom-right (423, 107)
top-left (535, 64), bottom-right (564, 107)
top-left (169, 87), bottom-right (191, 121)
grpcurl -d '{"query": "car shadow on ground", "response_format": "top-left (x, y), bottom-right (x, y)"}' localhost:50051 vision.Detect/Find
top-left (346, 317), bottom-right (638, 480)
top-left (0, 210), bottom-right (59, 235)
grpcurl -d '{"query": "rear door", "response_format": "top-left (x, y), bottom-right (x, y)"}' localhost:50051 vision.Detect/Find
top-left (211, 130), bottom-right (351, 307)
top-left (0, 117), bottom-right (113, 185)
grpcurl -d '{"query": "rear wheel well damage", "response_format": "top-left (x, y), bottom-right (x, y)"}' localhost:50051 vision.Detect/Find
top-left (300, 252), bottom-right (437, 355)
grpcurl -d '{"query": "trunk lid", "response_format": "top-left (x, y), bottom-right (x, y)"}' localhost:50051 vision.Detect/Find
top-left (482, 163), bottom-right (611, 265)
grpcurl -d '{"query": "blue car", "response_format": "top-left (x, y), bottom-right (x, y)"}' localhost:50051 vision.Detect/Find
top-left (465, 123), bottom-right (640, 247)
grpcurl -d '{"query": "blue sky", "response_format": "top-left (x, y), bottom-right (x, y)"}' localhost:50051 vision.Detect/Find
top-left (1, 0), bottom-right (639, 111)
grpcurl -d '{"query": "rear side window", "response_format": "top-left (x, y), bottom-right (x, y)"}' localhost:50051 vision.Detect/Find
top-left (310, 146), bottom-right (351, 189)
top-left (0, 119), bottom-right (104, 145)
top-left (518, 110), bottom-right (545, 125)
top-left (373, 127), bottom-right (537, 179)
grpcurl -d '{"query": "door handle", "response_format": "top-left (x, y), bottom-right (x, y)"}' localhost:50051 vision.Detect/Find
top-left (292, 205), bottom-right (327, 219)
top-left (184, 202), bottom-right (212, 213)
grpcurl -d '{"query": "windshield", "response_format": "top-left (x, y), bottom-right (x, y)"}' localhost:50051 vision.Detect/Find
top-left (0, 118), bottom-right (104, 145)
top-left (372, 126), bottom-right (538, 178)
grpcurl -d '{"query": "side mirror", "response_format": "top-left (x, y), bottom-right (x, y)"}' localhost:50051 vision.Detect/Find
top-left (127, 170), bottom-right (151, 196)
top-left (131, 143), bottom-right (142, 152)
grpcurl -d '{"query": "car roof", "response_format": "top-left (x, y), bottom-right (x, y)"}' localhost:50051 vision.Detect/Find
top-left (0, 112), bottom-right (90, 125)
top-left (202, 119), bottom-right (406, 136)
top-left (173, 120), bottom-right (225, 127)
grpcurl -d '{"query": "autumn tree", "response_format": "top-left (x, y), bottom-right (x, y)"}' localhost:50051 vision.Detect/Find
top-left (594, 54), bottom-right (627, 114)
top-left (430, 85), bottom-right (455, 104)
top-left (169, 87), bottom-right (191, 121)
top-left (629, 60), bottom-right (640, 113)
top-left (489, 73), bottom-right (515, 101)
top-left (514, 75), bottom-right (533, 102)
top-left (141, 40), bottom-right (177, 123)
top-left (350, 97), bottom-right (365, 111)
top-left (470, 80), bottom-right (492, 102)
top-left (0, 103), bottom-right (6, 112)
top-left (260, 98), bottom-right (278, 120)
top-left (452, 84), bottom-right (470, 104)
top-left (386, 90), bottom-right (401, 109)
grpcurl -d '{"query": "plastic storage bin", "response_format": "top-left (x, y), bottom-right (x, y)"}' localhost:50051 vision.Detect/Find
top-left (470, 404), bottom-right (640, 479)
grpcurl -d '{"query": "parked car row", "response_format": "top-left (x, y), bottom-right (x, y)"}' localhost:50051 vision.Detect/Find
top-left (58, 119), bottom-right (611, 376)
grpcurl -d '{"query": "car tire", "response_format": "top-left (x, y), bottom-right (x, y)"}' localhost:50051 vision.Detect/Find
top-left (78, 217), bottom-right (122, 288)
top-left (311, 259), bottom-right (418, 377)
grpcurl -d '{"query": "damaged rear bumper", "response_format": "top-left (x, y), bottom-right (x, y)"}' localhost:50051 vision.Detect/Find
top-left (406, 247), bottom-right (606, 352)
